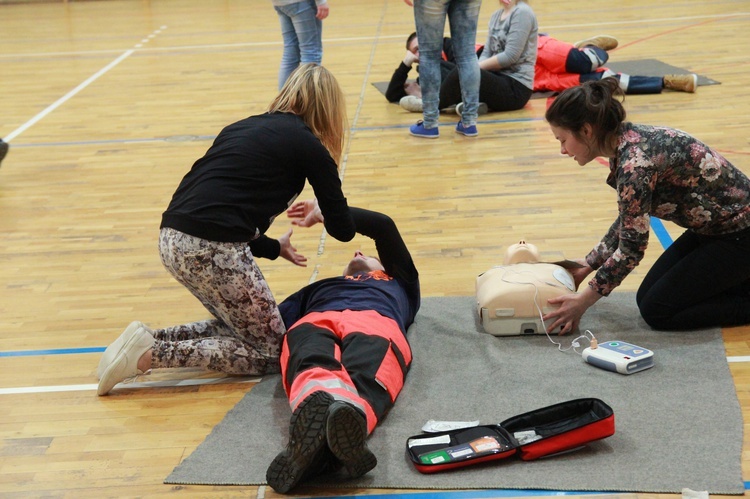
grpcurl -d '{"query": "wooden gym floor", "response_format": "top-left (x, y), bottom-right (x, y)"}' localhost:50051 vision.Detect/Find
top-left (1, 0), bottom-right (749, 497)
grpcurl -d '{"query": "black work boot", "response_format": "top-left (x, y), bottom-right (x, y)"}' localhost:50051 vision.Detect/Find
top-left (325, 401), bottom-right (377, 478)
top-left (266, 391), bottom-right (334, 493)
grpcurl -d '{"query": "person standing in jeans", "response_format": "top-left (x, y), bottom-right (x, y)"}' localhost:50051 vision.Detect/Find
top-left (272, 0), bottom-right (330, 89)
top-left (404, 0), bottom-right (482, 138)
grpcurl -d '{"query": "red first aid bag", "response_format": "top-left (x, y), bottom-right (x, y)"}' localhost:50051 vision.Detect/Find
top-left (406, 398), bottom-right (615, 473)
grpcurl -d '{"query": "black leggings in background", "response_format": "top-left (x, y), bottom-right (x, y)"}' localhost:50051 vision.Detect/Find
top-left (439, 67), bottom-right (532, 112)
top-left (636, 226), bottom-right (750, 330)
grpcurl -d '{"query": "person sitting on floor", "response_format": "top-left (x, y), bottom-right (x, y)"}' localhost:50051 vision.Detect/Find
top-left (388, 32), bottom-right (697, 114)
top-left (265, 200), bottom-right (420, 494)
top-left (392, 0), bottom-right (539, 117)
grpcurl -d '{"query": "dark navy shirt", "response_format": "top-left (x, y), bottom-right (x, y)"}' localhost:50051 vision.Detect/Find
top-left (279, 208), bottom-right (420, 334)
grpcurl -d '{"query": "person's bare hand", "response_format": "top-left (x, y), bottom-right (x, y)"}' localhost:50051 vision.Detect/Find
top-left (569, 258), bottom-right (594, 289)
top-left (403, 50), bottom-right (419, 66)
top-left (316, 4), bottom-right (329, 19)
top-left (403, 0), bottom-right (413, 6)
top-left (287, 199), bottom-right (323, 228)
top-left (278, 229), bottom-right (307, 267)
top-left (543, 287), bottom-right (601, 335)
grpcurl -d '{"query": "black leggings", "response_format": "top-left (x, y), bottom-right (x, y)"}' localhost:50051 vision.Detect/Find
top-left (636, 227), bottom-right (750, 330)
top-left (440, 67), bottom-right (532, 112)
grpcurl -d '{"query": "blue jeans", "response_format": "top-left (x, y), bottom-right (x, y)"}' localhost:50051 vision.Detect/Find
top-left (566, 46), bottom-right (608, 73)
top-left (275, 0), bottom-right (322, 89)
top-left (636, 227), bottom-right (750, 330)
top-left (413, 0), bottom-right (481, 127)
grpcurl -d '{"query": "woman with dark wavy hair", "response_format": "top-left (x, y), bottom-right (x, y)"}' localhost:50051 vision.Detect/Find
top-left (543, 77), bottom-right (750, 333)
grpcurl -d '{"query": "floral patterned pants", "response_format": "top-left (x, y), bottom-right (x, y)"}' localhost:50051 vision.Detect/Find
top-left (152, 228), bottom-right (285, 375)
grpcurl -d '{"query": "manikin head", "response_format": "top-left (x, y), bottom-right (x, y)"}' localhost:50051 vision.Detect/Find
top-left (343, 251), bottom-right (385, 276)
top-left (503, 240), bottom-right (540, 265)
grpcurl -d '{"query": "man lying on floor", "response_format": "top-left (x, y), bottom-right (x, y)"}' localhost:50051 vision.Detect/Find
top-left (266, 200), bottom-right (421, 494)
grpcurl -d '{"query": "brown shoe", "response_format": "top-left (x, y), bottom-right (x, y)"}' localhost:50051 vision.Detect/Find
top-left (574, 35), bottom-right (618, 51)
top-left (663, 74), bottom-right (698, 93)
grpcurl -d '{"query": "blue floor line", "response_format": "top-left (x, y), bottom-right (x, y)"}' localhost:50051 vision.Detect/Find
top-left (0, 219), bottom-right (711, 360)
top-left (650, 217), bottom-right (674, 249)
top-left (355, 116), bottom-right (544, 132)
top-left (307, 482), bottom-right (750, 499)
top-left (4, 116), bottom-right (544, 148)
top-left (0, 346), bottom-right (105, 357)
top-left (311, 491), bottom-right (600, 499)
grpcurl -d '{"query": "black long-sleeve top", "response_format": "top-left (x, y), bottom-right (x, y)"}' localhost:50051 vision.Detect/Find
top-left (161, 112), bottom-right (355, 258)
top-left (385, 62), bottom-right (413, 103)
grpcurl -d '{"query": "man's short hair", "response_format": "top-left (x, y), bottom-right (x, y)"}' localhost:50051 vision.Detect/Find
top-left (406, 32), bottom-right (417, 50)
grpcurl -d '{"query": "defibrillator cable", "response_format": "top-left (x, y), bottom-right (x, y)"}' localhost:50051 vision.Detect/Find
top-left (499, 269), bottom-right (597, 354)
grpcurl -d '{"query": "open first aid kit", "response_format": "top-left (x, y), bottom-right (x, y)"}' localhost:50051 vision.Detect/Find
top-left (405, 398), bottom-right (615, 473)
top-left (476, 241), bottom-right (579, 336)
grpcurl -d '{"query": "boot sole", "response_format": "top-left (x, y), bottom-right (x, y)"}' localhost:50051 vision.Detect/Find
top-left (266, 391), bottom-right (333, 493)
top-left (326, 402), bottom-right (377, 478)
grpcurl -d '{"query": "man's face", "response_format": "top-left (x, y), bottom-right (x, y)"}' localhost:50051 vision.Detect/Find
top-left (408, 37), bottom-right (419, 57)
top-left (343, 251), bottom-right (385, 276)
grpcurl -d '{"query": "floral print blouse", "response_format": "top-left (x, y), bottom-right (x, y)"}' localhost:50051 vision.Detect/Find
top-left (585, 122), bottom-right (750, 296)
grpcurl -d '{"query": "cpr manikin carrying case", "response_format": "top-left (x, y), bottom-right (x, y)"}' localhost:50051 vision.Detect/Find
top-left (406, 398), bottom-right (615, 473)
top-left (476, 241), bottom-right (577, 336)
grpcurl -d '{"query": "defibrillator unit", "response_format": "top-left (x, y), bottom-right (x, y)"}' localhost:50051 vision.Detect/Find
top-left (582, 340), bottom-right (655, 374)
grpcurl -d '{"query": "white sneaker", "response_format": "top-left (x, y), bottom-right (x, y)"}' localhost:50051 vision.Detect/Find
top-left (97, 321), bottom-right (149, 379)
top-left (97, 325), bottom-right (154, 396)
top-left (455, 102), bottom-right (489, 117)
top-left (399, 95), bottom-right (423, 113)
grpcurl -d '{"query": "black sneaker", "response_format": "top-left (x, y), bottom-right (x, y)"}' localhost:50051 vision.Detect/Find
top-left (0, 139), bottom-right (8, 167)
top-left (266, 391), bottom-right (334, 493)
top-left (326, 401), bottom-right (377, 478)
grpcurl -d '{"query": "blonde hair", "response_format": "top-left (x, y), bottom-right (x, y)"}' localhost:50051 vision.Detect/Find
top-left (268, 64), bottom-right (347, 164)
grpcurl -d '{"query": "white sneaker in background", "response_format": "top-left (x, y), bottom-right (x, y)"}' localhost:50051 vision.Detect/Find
top-left (399, 95), bottom-right (424, 112)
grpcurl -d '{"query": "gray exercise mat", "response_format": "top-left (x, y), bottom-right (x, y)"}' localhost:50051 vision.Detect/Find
top-left (373, 58), bottom-right (718, 100)
top-left (606, 58), bottom-right (719, 86)
top-left (165, 293), bottom-right (743, 494)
